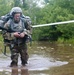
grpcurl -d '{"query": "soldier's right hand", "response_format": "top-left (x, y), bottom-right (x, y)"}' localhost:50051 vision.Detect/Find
top-left (13, 32), bottom-right (20, 38)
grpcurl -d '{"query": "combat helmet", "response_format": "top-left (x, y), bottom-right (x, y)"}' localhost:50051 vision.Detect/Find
top-left (10, 7), bottom-right (22, 16)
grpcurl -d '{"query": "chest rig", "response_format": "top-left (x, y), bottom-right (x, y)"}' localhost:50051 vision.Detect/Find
top-left (9, 19), bottom-right (25, 32)
top-left (9, 18), bottom-right (27, 45)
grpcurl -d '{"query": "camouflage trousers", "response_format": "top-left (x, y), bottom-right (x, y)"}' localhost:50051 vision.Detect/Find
top-left (10, 43), bottom-right (29, 66)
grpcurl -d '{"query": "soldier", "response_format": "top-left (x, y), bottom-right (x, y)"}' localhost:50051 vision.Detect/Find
top-left (4, 7), bottom-right (32, 67)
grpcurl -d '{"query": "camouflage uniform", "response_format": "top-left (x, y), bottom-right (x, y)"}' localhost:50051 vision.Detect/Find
top-left (4, 7), bottom-right (32, 66)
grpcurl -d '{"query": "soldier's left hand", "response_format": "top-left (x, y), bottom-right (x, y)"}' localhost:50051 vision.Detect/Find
top-left (19, 33), bottom-right (25, 38)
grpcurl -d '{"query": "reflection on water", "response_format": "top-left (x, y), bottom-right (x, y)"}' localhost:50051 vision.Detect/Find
top-left (0, 41), bottom-right (74, 75)
top-left (11, 68), bottom-right (29, 75)
top-left (11, 68), bottom-right (18, 75)
top-left (21, 68), bottom-right (29, 75)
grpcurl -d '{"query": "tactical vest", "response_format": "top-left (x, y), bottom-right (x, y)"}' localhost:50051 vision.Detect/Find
top-left (9, 18), bottom-right (25, 32)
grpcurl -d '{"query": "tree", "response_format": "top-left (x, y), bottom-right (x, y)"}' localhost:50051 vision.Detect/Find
top-left (33, 0), bottom-right (74, 41)
top-left (0, 0), bottom-right (12, 16)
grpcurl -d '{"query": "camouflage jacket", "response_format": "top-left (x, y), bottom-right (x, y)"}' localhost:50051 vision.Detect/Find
top-left (3, 17), bottom-right (32, 41)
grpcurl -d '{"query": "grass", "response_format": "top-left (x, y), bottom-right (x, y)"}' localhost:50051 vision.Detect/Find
top-left (57, 38), bottom-right (74, 45)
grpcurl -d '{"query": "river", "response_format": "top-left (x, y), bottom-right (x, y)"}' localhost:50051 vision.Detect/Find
top-left (0, 41), bottom-right (74, 75)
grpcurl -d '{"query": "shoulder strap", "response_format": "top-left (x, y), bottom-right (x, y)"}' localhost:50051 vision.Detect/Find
top-left (20, 18), bottom-right (26, 28)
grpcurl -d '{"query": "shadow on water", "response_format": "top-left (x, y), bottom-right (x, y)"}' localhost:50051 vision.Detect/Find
top-left (0, 41), bottom-right (74, 75)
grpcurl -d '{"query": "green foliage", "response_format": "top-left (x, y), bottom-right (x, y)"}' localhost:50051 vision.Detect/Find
top-left (0, 0), bottom-right (12, 16)
top-left (13, 0), bottom-right (21, 7)
top-left (32, 0), bottom-right (74, 42)
top-left (0, 0), bottom-right (74, 43)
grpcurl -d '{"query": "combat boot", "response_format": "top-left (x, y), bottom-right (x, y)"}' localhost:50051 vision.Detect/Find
top-left (21, 60), bottom-right (28, 66)
top-left (10, 61), bottom-right (17, 67)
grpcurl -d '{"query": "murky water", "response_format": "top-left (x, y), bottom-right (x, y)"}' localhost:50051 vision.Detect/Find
top-left (0, 41), bottom-right (74, 75)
